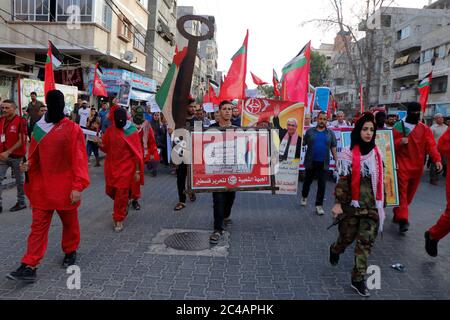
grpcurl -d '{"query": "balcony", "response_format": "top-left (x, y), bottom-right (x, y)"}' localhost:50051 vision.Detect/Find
top-left (394, 37), bottom-right (421, 53)
top-left (391, 88), bottom-right (417, 103)
top-left (391, 63), bottom-right (419, 80)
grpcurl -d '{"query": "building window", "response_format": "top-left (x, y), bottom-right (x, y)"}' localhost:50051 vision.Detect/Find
top-left (118, 15), bottom-right (132, 42)
top-left (381, 15), bottom-right (391, 28)
top-left (102, 0), bottom-right (112, 30)
top-left (382, 85), bottom-right (388, 96)
top-left (57, 0), bottom-right (93, 22)
top-left (383, 61), bottom-right (390, 73)
top-left (431, 76), bottom-right (448, 93)
top-left (422, 49), bottom-right (433, 63)
top-left (154, 53), bottom-right (163, 73)
top-left (14, 0), bottom-right (50, 21)
top-left (438, 45), bottom-right (446, 58)
top-left (133, 27), bottom-right (146, 52)
top-left (397, 26), bottom-right (410, 40)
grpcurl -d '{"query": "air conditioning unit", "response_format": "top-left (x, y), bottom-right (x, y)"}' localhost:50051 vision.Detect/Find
top-left (123, 51), bottom-right (135, 62)
top-left (156, 25), bottom-right (163, 33)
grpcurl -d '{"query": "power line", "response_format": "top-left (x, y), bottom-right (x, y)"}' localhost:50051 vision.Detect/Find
top-left (0, 3), bottom-right (181, 75)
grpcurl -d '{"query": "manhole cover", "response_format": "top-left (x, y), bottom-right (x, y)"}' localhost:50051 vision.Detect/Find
top-left (164, 232), bottom-right (211, 251)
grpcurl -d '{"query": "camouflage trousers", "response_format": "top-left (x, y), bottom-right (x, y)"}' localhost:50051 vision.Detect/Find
top-left (331, 207), bottom-right (379, 282)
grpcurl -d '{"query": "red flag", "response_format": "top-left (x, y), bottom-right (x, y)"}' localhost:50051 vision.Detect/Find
top-left (218, 30), bottom-right (248, 101)
top-left (359, 83), bottom-right (364, 113)
top-left (250, 72), bottom-right (268, 86)
top-left (281, 41), bottom-right (311, 103)
top-left (273, 69), bottom-right (280, 97)
top-left (203, 81), bottom-right (219, 105)
top-left (418, 72), bottom-right (432, 113)
top-left (44, 41), bottom-right (56, 96)
top-left (93, 63), bottom-right (108, 97)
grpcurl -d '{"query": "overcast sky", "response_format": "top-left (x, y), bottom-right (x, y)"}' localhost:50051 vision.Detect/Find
top-left (177, 0), bottom-right (431, 88)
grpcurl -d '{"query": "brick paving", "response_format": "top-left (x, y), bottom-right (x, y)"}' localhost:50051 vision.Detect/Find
top-left (0, 165), bottom-right (448, 300)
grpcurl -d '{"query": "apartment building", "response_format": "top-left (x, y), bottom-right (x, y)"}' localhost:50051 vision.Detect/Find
top-left (146, 0), bottom-right (177, 86)
top-left (0, 0), bottom-right (157, 105)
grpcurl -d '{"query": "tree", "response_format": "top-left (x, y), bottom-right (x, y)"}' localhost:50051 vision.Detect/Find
top-left (258, 85), bottom-right (275, 99)
top-left (310, 51), bottom-right (330, 87)
top-left (306, 0), bottom-right (394, 109)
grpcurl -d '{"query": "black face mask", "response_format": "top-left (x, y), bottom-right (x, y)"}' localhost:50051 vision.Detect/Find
top-left (45, 90), bottom-right (65, 124)
top-left (114, 108), bottom-right (127, 129)
top-left (406, 112), bottom-right (420, 125)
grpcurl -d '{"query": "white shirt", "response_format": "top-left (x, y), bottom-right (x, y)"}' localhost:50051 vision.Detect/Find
top-left (78, 107), bottom-right (91, 128)
top-left (431, 123), bottom-right (448, 144)
top-left (330, 120), bottom-right (350, 128)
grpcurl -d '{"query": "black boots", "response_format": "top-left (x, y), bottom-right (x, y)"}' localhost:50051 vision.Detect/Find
top-left (62, 251), bottom-right (77, 268)
top-left (351, 280), bottom-right (370, 297)
top-left (6, 264), bottom-right (37, 283)
top-left (399, 220), bottom-right (410, 233)
top-left (425, 231), bottom-right (439, 257)
top-left (329, 245), bottom-right (340, 266)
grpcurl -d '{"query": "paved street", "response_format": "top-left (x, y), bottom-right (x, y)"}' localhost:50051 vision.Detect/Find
top-left (0, 165), bottom-right (448, 300)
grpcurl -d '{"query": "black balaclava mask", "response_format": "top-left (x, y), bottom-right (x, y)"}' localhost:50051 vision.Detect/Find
top-left (375, 111), bottom-right (386, 129)
top-left (405, 102), bottom-right (421, 125)
top-left (114, 107), bottom-right (127, 129)
top-left (45, 90), bottom-right (65, 124)
top-left (351, 112), bottom-right (377, 156)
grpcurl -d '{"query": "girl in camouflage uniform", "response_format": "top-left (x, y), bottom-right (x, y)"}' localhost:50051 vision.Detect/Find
top-left (329, 113), bottom-right (385, 297)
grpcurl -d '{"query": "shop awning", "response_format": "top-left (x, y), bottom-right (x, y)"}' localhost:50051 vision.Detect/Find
top-left (130, 89), bottom-right (154, 102)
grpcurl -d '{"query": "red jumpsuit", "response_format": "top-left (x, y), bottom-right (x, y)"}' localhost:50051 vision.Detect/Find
top-left (393, 122), bottom-right (441, 222)
top-left (101, 124), bottom-right (144, 222)
top-left (22, 118), bottom-right (90, 267)
top-left (131, 125), bottom-right (160, 200)
top-left (428, 127), bottom-right (450, 240)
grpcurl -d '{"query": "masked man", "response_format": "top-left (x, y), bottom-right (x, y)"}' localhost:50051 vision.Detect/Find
top-left (100, 108), bottom-right (144, 232)
top-left (393, 102), bottom-right (442, 233)
top-left (7, 90), bottom-right (90, 283)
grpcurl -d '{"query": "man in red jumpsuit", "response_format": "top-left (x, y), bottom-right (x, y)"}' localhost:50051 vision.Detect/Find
top-left (7, 90), bottom-right (90, 283)
top-left (425, 126), bottom-right (450, 256)
top-left (393, 102), bottom-right (442, 233)
top-left (100, 107), bottom-right (144, 232)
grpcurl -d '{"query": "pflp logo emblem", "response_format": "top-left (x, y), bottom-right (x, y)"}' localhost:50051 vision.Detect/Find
top-left (228, 176), bottom-right (238, 186)
top-left (245, 99), bottom-right (263, 114)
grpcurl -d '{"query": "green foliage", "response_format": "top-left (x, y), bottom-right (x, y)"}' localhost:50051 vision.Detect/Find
top-left (310, 51), bottom-right (330, 87)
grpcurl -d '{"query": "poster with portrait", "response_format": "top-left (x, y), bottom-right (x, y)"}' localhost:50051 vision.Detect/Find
top-left (189, 128), bottom-right (275, 192)
top-left (241, 98), bottom-right (305, 194)
top-left (341, 130), bottom-right (399, 206)
top-left (117, 80), bottom-right (132, 107)
top-left (21, 78), bottom-right (78, 113)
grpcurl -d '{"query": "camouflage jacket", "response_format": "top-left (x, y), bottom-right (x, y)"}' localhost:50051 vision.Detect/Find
top-left (335, 176), bottom-right (377, 209)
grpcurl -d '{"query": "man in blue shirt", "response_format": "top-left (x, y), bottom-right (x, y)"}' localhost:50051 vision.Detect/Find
top-left (99, 101), bottom-right (111, 133)
top-left (301, 111), bottom-right (337, 215)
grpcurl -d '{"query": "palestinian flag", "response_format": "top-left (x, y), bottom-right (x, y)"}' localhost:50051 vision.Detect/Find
top-left (418, 72), bottom-right (432, 113)
top-left (44, 41), bottom-right (63, 97)
top-left (124, 121), bottom-right (138, 137)
top-left (281, 41), bottom-right (311, 103)
top-left (273, 69), bottom-right (280, 97)
top-left (155, 47), bottom-right (188, 130)
top-left (93, 63), bottom-right (108, 97)
top-left (32, 116), bottom-right (55, 143)
top-left (218, 30), bottom-right (249, 101)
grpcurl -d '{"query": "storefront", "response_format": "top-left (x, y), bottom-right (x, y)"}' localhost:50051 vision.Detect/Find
top-left (88, 68), bottom-right (157, 106)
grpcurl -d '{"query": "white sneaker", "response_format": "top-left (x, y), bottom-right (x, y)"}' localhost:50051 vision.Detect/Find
top-left (316, 206), bottom-right (325, 216)
top-left (301, 198), bottom-right (307, 206)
